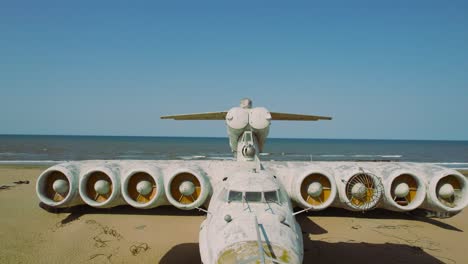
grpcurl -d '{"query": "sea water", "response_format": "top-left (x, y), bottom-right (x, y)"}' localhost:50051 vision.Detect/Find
top-left (0, 135), bottom-right (467, 169)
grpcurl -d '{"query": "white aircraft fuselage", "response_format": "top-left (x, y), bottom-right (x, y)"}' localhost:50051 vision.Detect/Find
top-left (35, 98), bottom-right (468, 264)
top-left (197, 100), bottom-right (315, 263)
top-left (200, 169), bottom-right (303, 263)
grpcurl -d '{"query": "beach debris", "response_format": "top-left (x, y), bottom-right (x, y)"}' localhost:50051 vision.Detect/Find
top-left (88, 253), bottom-right (106, 260)
top-left (375, 224), bottom-right (413, 230)
top-left (0, 185), bottom-right (12, 190)
top-left (13, 180), bottom-right (30, 184)
top-left (93, 236), bottom-right (111, 248)
top-left (135, 225), bottom-right (146, 230)
top-left (0, 180), bottom-right (30, 191)
top-left (88, 253), bottom-right (113, 261)
top-left (85, 219), bottom-right (123, 240)
top-left (130, 242), bottom-right (150, 256)
top-left (102, 226), bottom-right (123, 240)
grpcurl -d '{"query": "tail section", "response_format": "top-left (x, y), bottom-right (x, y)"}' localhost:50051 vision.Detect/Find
top-left (161, 98), bottom-right (331, 154)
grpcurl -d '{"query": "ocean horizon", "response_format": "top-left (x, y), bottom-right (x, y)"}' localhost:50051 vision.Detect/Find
top-left (1, 134), bottom-right (468, 169)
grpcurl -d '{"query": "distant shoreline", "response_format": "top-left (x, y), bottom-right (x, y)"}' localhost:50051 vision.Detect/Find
top-left (1, 135), bottom-right (467, 165)
top-left (1, 134), bottom-right (467, 142)
top-left (0, 163), bottom-right (467, 177)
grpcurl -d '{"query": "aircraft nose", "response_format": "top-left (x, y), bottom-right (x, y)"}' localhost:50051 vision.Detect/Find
top-left (216, 241), bottom-right (300, 264)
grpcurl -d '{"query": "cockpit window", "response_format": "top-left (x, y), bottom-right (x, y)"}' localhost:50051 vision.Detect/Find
top-left (228, 191), bottom-right (242, 202)
top-left (264, 190), bottom-right (278, 203)
top-left (245, 192), bottom-right (262, 202)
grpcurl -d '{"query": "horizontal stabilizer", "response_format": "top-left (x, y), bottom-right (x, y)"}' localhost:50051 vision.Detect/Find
top-left (160, 112), bottom-right (227, 120)
top-left (270, 112), bottom-right (332, 121)
top-left (161, 111), bottom-right (331, 121)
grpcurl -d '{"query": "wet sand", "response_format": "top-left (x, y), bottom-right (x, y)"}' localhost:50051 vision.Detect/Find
top-left (0, 165), bottom-right (467, 263)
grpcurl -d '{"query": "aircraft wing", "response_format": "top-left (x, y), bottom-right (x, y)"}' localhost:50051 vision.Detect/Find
top-left (36, 160), bottom-right (467, 217)
top-left (160, 112), bottom-right (228, 120)
top-left (269, 112), bottom-right (332, 121)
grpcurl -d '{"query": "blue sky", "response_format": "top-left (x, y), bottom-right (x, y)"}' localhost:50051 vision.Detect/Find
top-left (1, 1), bottom-right (467, 140)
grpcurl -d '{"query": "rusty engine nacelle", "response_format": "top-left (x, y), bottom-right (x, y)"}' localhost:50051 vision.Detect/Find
top-left (36, 163), bottom-right (81, 208)
top-left (381, 168), bottom-right (427, 212)
top-left (78, 164), bottom-right (124, 208)
top-left (288, 165), bottom-right (338, 211)
top-left (423, 170), bottom-right (468, 214)
top-left (121, 164), bottom-right (166, 209)
top-left (164, 166), bottom-right (211, 210)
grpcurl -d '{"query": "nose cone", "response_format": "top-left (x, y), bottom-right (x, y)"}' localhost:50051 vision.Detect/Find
top-left (307, 182), bottom-right (323, 197)
top-left (136, 180), bottom-right (153, 196)
top-left (394, 182), bottom-right (410, 198)
top-left (438, 183), bottom-right (455, 199)
top-left (212, 214), bottom-right (302, 264)
top-left (179, 181), bottom-right (195, 196)
top-left (94, 180), bottom-right (111, 195)
top-left (351, 182), bottom-right (367, 199)
top-left (216, 241), bottom-right (300, 264)
top-left (52, 179), bottom-right (69, 195)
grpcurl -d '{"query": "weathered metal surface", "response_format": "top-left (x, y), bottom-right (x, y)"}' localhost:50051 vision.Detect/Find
top-left (36, 98), bottom-right (468, 263)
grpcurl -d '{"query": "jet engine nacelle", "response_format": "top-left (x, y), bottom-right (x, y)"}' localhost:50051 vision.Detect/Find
top-left (248, 107), bottom-right (270, 151)
top-left (121, 165), bottom-right (166, 209)
top-left (423, 170), bottom-right (468, 215)
top-left (78, 164), bottom-right (124, 208)
top-left (36, 163), bottom-right (82, 208)
top-left (164, 167), bottom-right (211, 210)
top-left (226, 107), bottom-right (249, 151)
top-left (383, 168), bottom-right (426, 212)
top-left (290, 167), bottom-right (337, 210)
top-left (382, 170), bottom-right (426, 212)
top-left (334, 166), bottom-right (384, 211)
top-left (226, 107), bottom-right (271, 152)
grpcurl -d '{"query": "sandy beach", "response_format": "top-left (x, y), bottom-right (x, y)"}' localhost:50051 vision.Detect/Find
top-left (1, 165), bottom-right (467, 264)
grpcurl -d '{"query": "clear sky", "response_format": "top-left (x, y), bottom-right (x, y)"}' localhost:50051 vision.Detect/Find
top-left (1, 1), bottom-right (467, 140)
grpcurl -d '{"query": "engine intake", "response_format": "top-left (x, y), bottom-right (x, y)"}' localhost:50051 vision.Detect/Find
top-left (292, 170), bottom-right (337, 210)
top-left (79, 166), bottom-right (121, 208)
top-left (384, 173), bottom-right (426, 211)
top-left (165, 168), bottom-right (210, 210)
top-left (36, 164), bottom-right (80, 208)
top-left (122, 167), bottom-right (165, 209)
top-left (427, 173), bottom-right (468, 213)
top-left (342, 171), bottom-right (383, 211)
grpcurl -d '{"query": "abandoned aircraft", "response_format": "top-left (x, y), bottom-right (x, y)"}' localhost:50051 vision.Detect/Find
top-left (36, 98), bottom-right (468, 263)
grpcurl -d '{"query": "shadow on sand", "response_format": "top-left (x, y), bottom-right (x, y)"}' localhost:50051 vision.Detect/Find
top-left (296, 216), bottom-right (447, 263)
top-left (159, 241), bottom-right (445, 264)
top-left (301, 207), bottom-right (462, 232)
top-left (40, 203), bottom-right (462, 232)
top-left (159, 243), bottom-right (202, 264)
top-left (302, 240), bottom-right (445, 264)
top-left (39, 203), bottom-right (205, 225)
top-left (41, 203), bottom-right (454, 263)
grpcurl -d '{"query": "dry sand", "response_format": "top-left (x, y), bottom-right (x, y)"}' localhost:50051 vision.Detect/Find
top-left (0, 165), bottom-right (467, 264)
